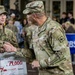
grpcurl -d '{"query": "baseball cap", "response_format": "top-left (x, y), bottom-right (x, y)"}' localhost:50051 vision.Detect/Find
top-left (0, 5), bottom-right (7, 14)
top-left (23, 1), bottom-right (44, 14)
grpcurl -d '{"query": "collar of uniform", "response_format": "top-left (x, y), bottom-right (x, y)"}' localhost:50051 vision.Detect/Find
top-left (38, 17), bottom-right (51, 33)
top-left (0, 27), bottom-right (5, 36)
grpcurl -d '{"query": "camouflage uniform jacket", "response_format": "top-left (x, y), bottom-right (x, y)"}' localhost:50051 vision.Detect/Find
top-left (5, 24), bottom-right (18, 35)
top-left (0, 27), bottom-right (18, 47)
top-left (16, 18), bottom-right (74, 75)
top-left (16, 25), bottom-right (38, 62)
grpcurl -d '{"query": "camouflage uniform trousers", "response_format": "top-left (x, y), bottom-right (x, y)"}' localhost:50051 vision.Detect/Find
top-left (39, 68), bottom-right (73, 75)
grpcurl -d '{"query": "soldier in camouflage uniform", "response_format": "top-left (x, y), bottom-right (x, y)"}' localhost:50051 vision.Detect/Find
top-left (0, 5), bottom-right (18, 52)
top-left (3, 1), bottom-right (74, 75)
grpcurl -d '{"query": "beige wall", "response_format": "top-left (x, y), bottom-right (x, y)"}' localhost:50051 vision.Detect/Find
top-left (10, 0), bottom-right (21, 10)
top-left (73, 0), bottom-right (75, 18)
top-left (10, 0), bottom-right (16, 9)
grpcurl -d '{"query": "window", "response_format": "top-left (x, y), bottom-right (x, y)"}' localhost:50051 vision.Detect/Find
top-left (66, 1), bottom-right (73, 13)
top-left (52, 1), bottom-right (61, 21)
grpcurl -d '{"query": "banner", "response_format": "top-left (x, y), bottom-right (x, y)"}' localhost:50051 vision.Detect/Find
top-left (0, 52), bottom-right (27, 75)
top-left (66, 33), bottom-right (75, 54)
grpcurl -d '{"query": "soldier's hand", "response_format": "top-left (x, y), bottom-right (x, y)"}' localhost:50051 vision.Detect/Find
top-left (31, 60), bottom-right (40, 68)
top-left (3, 42), bottom-right (17, 52)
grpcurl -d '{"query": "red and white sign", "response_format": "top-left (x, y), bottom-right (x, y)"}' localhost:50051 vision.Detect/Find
top-left (0, 58), bottom-right (27, 75)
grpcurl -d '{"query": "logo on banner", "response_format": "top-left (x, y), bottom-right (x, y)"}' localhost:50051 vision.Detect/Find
top-left (66, 33), bottom-right (75, 54)
top-left (68, 41), bottom-right (75, 48)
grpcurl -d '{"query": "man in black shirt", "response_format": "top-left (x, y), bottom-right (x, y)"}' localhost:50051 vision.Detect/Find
top-left (67, 12), bottom-right (75, 24)
top-left (60, 12), bottom-right (67, 24)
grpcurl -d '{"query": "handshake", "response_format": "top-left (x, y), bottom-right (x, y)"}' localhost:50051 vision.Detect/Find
top-left (0, 41), bottom-right (17, 53)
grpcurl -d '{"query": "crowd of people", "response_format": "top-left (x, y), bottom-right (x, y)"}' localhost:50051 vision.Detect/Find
top-left (5, 11), bottom-right (75, 48)
top-left (53, 12), bottom-right (75, 33)
top-left (4, 13), bottom-right (27, 48)
top-left (3, 5), bottom-right (75, 49)
top-left (60, 12), bottom-right (75, 25)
